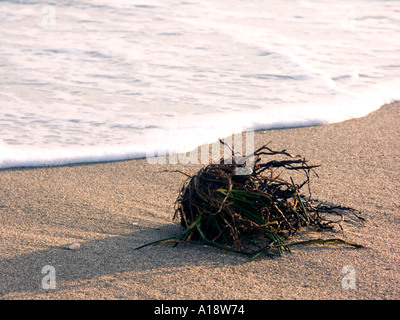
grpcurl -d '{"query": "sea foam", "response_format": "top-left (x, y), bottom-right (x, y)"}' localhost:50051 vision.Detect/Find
top-left (1, 0), bottom-right (399, 169)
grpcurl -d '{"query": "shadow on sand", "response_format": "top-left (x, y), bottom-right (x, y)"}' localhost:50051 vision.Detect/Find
top-left (0, 199), bottom-right (364, 298)
top-left (0, 223), bottom-right (249, 297)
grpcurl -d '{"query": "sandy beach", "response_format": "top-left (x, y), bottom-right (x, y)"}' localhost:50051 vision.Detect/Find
top-left (1, 102), bottom-right (399, 300)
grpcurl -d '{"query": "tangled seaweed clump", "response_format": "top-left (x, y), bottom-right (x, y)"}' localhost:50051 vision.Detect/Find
top-left (135, 142), bottom-right (365, 261)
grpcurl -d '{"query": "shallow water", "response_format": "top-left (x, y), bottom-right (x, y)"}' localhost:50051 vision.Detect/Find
top-left (1, 0), bottom-right (399, 168)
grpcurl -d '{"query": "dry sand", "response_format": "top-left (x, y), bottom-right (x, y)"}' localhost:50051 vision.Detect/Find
top-left (0, 102), bottom-right (399, 300)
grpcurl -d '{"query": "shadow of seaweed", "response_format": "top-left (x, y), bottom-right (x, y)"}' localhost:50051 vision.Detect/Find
top-left (0, 224), bottom-right (247, 297)
top-left (0, 199), bottom-right (366, 298)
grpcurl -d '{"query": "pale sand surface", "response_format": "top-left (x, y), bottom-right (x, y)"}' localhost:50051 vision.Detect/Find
top-left (0, 102), bottom-right (399, 300)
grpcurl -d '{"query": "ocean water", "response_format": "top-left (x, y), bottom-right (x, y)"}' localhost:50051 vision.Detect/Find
top-left (0, 0), bottom-right (399, 169)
